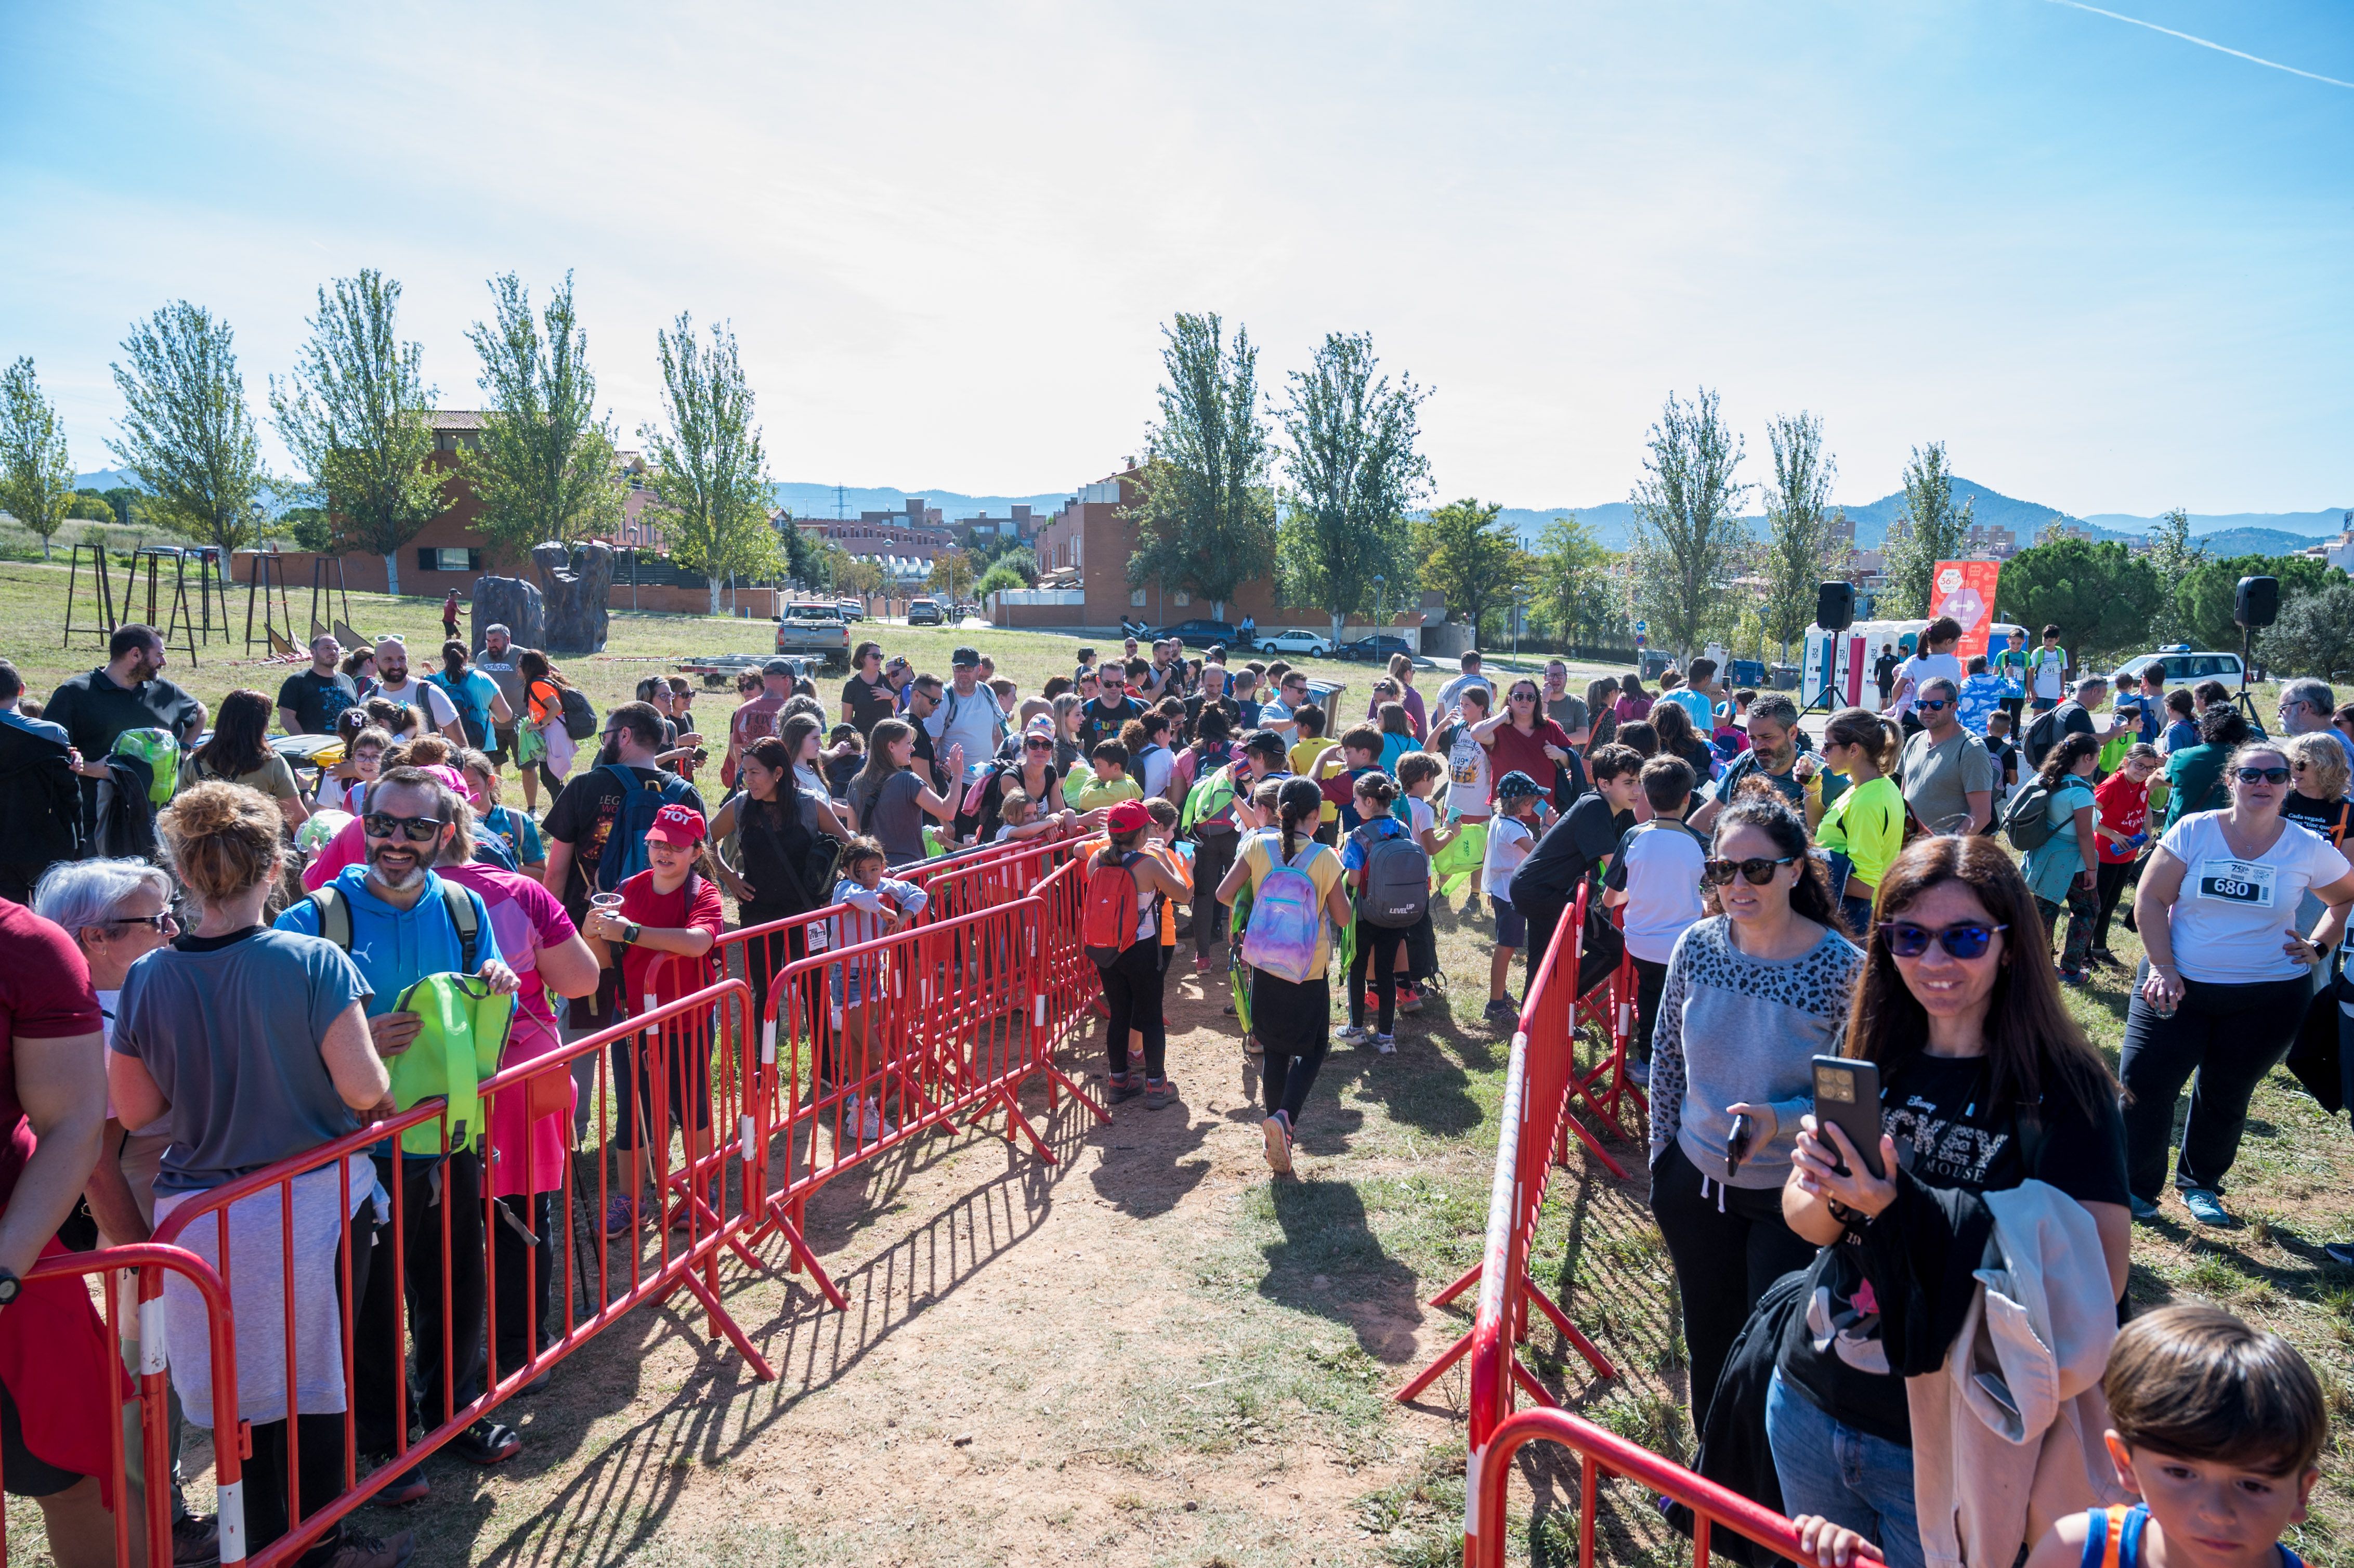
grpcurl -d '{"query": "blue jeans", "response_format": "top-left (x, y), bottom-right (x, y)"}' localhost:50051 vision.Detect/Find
top-left (1764, 1371), bottom-right (1924, 1568)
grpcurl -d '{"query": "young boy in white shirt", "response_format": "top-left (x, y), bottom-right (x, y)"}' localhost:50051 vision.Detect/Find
top-left (1481, 770), bottom-right (1552, 1026)
top-left (1602, 755), bottom-right (1708, 1084)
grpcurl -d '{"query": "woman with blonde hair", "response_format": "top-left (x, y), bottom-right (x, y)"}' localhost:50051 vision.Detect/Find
top-left (109, 783), bottom-right (405, 1564)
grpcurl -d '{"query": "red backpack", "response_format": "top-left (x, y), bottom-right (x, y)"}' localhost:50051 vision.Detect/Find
top-left (1081, 852), bottom-right (1141, 968)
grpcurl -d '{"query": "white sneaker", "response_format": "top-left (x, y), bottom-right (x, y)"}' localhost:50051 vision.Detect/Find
top-left (845, 1094), bottom-right (895, 1142)
top-left (1333, 1025), bottom-right (1370, 1044)
top-left (1372, 1034), bottom-right (1396, 1055)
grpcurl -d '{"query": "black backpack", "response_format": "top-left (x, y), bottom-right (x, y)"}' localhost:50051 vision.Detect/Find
top-left (2023, 703), bottom-right (2071, 768)
top-left (0, 722), bottom-right (83, 872)
top-left (558, 685), bottom-right (597, 741)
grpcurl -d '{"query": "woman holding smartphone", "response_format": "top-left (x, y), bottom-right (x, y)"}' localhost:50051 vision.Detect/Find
top-left (1771, 835), bottom-right (2130, 1568)
top-left (1646, 790), bottom-right (1861, 1435)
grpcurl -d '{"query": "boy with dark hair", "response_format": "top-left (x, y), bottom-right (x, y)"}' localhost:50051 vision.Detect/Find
top-left (1310, 724), bottom-right (1389, 833)
top-left (1074, 740), bottom-right (1142, 812)
top-left (1511, 743), bottom-right (1646, 994)
top-left (1602, 755), bottom-right (1707, 1084)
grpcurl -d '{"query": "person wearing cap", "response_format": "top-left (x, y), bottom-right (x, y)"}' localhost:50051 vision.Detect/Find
top-left (925, 647), bottom-right (1007, 780)
top-left (581, 802), bottom-right (724, 1236)
top-left (976, 716), bottom-right (1072, 843)
top-left (723, 657), bottom-right (795, 791)
top-left (1480, 770), bottom-right (1553, 1027)
top-left (1089, 799), bottom-right (1193, 1106)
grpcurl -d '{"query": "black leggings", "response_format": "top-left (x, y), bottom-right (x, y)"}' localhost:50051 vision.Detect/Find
top-left (1191, 833), bottom-right (1236, 960)
top-left (2093, 858), bottom-right (2137, 948)
top-left (531, 760), bottom-right (566, 801)
top-left (1254, 973), bottom-right (1331, 1125)
top-left (247, 1207), bottom-right (372, 1558)
top-left (2118, 969), bottom-right (2310, 1198)
top-left (1630, 956), bottom-right (1670, 1066)
top-left (1347, 916), bottom-right (1401, 1033)
top-left (1100, 940), bottom-right (1169, 1079)
top-left (1649, 1141), bottom-right (1816, 1432)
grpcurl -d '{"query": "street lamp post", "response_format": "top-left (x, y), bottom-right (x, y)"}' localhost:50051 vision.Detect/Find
top-left (1372, 574), bottom-right (1386, 644)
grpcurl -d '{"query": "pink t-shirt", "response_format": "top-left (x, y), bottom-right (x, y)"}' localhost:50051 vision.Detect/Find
top-left (437, 862), bottom-right (579, 1197)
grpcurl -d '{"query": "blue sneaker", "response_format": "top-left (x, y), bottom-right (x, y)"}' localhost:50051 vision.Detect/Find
top-left (2128, 1195), bottom-right (2161, 1223)
top-left (2180, 1188), bottom-right (2238, 1228)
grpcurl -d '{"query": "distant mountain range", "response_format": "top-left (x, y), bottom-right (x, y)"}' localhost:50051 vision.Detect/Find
top-left (1493, 479), bottom-right (2350, 560)
top-left (68, 469), bottom-right (2348, 561)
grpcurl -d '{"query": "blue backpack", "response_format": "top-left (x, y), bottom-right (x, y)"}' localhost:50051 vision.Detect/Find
top-left (594, 763), bottom-right (696, 891)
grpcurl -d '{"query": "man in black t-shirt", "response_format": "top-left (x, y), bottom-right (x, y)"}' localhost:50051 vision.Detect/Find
top-left (904, 675), bottom-right (945, 790)
top-left (45, 624), bottom-right (205, 828)
top-left (276, 632), bottom-right (359, 735)
top-left (1509, 743), bottom-right (1646, 988)
top-left (1078, 687), bottom-right (1143, 752)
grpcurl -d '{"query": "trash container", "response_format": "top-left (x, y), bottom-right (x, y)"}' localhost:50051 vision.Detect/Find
top-left (1729, 658), bottom-right (1767, 688)
top-left (1307, 678), bottom-right (1348, 739)
top-left (1768, 663), bottom-right (1800, 690)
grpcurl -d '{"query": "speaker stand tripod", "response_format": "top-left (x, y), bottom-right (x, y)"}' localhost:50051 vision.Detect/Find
top-left (2234, 623), bottom-right (2266, 734)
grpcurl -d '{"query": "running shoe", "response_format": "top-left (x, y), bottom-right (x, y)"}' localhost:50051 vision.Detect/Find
top-left (601, 1193), bottom-right (637, 1238)
top-left (1397, 984), bottom-right (1424, 1015)
top-left (1333, 1024), bottom-right (1371, 1045)
top-left (1372, 1033), bottom-right (1396, 1055)
top-left (2129, 1195), bottom-right (2162, 1223)
top-left (2180, 1187), bottom-right (2238, 1228)
top-left (1107, 1073), bottom-right (1144, 1104)
top-left (173, 1514), bottom-right (221, 1567)
top-left (369, 1465), bottom-right (429, 1507)
top-left (454, 1417), bottom-right (522, 1465)
top-left (1144, 1076), bottom-right (1178, 1109)
top-left (846, 1093), bottom-right (895, 1141)
top-left (318, 1528), bottom-right (416, 1568)
top-left (2325, 1241), bottom-right (2354, 1267)
top-left (1262, 1110), bottom-right (1294, 1175)
top-left (1482, 997), bottom-right (1516, 1026)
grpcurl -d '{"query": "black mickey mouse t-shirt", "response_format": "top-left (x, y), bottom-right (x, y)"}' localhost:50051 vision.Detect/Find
top-left (1774, 1051), bottom-right (2127, 1446)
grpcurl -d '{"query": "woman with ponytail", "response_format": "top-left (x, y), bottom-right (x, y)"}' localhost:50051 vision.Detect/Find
top-left (1645, 789), bottom-right (1863, 1435)
top-left (1216, 774), bottom-right (1357, 1174)
top-left (1813, 706), bottom-right (1905, 937)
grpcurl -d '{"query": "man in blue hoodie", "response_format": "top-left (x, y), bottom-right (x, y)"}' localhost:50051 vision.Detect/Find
top-left (277, 766), bottom-right (521, 1503)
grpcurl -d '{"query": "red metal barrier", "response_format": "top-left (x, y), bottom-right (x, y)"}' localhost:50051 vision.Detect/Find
top-left (144, 979), bottom-right (769, 1567)
top-left (1394, 886), bottom-right (1615, 1410)
top-left (743, 896), bottom-right (1106, 1307)
top-left (1469, 1405), bottom-right (1881, 1568)
top-left (4, 1245), bottom-right (245, 1566)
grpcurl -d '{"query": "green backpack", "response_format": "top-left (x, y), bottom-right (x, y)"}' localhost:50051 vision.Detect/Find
top-left (113, 727), bottom-right (181, 808)
top-left (385, 973), bottom-right (515, 1158)
top-left (1180, 763), bottom-right (1241, 842)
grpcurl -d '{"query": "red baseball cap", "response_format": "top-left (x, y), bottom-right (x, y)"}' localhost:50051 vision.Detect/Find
top-left (1105, 799), bottom-right (1152, 834)
top-left (646, 803), bottom-right (708, 846)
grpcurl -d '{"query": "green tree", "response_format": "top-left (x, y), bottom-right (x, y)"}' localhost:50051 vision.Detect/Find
top-left (2172, 553), bottom-right (2333, 656)
top-left (280, 504), bottom-right (334, 553)
top-left (1991, 537), bottom-right (2166, 665)
top-left (102, 486), bottom-right (140, 525)
top-left (2139, 506), bottom-right (2204, 647)
top-left (68, 491), bottom-right (116, 521)
top-left (461, 271), bottom-right (623, 566)
top-left (110, 301), bottom-right (272, 559)
top-left (1529, 514), bottom-right (1618, 650)
top-left (1760, 410), bottom-right (1838, 659)
top-left (0, 358), bottom-right (77, 559)
top-left (1627, 387), bottom-right (1749, 662)
top-left (926, 547), bottom-right (972, 598)
top-left (1123, 312), bottom-right (1279, 621)
top-left (782, 516), bottom-right (834, 591)
top-left (1881, 442), bottom-right (1971, 617)
top-left (639, 313), bottom-right (778, 616)
top-left (975, 560), bottom-right (1030, 598)
top-left (1276, 331), bottom-right (1431, 642)
top-left (1415, 498), bottom-right (1527, 644)
top-left (271, 270), bottom-right (449, 596)
top-left (2260, 577), bottom-right (2354, 682)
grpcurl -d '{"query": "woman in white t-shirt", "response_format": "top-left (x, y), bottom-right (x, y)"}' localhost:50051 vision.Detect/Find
top-left (1885, 615), bottom-right (1965, 729)
top-left (2124, 739), bottom-right (2354, 1227)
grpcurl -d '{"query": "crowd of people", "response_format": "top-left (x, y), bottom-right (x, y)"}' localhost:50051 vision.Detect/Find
top-left (0, 611), bottom-right (2343, 1568)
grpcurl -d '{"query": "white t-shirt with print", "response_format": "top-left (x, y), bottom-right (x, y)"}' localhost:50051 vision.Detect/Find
top-left (1445, 724), bottom-right (1493, 820)
top-left (2157, 812), bottom-right (2351, 983)
top-left (1604, 817), bottom-right (1711, 964)
top-left (2030, 646), bottom-right (2069, 702)
top-left (375, 676), bottom-right (459, 730)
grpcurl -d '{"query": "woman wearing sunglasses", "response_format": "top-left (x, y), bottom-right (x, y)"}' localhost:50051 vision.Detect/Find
top-left (1810, 708), bottom-right (1904, 939)
top-left (1470, 678), bottom-right (1577, 803)
top-left (1773, 837), bottom-right (2128, 1568)
top-left (2021, 732), bottom-right (2103, 986)
top-left (1645, 791), bottom-right (1860, 1440)
top-left (2123, 739), bottom-right (2354, 1228)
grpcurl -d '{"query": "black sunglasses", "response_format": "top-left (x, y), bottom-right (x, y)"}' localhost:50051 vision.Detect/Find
top-left (1916, 699), bottom-right (1950, 712)
top-left (2234, 766), bottom-right (2292, 785)
top-left (1879, 920), bottom-right (2007, 959)
top-left (1024, 737), bottom-right (1053, 750)
top-left (112, 911), bottom-right (181, 932)
top-left (1703, 856), bottom-right (1795, 886)
top-left (363, 812), bottom-right (447, 843)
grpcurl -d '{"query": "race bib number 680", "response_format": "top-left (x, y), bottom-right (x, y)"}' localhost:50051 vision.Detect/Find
top-left (2195, 857), bottom-right (2276, 908)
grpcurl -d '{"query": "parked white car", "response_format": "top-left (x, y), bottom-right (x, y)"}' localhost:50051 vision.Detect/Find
top-left (2111, 646), bottom-right (2250, 693)
top-left (1256, 629), bottom-right (1333, 657)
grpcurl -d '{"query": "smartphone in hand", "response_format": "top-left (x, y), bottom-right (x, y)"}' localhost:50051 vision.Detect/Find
top-left (1810, 1056), bottom-right (1885, 1181)
top-left (1724, 1112), bottom-right (1756, 1180)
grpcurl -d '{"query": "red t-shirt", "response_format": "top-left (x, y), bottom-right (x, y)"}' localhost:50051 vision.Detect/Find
top-left (617, 870), bottom-right (726, 1010)
top-left (2092, 772), bottom-right (2150, 866)
top-left (0, 901), bottom-right (103, 1210)
top-left (1482, 720), bottom-right (1572, 789)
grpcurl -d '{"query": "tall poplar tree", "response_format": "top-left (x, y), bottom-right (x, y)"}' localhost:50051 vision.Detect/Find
top-left (1627, 387), bottom-right (1748, 661)
top-left (1882, 441), bottom-right (1971, 618)
top-left (1123, 312), bottom-right (1278, 623)
top-left (1760, 410), bottom-right (1838, 659)
top-left (639, 313), bottom-right (776, 616)
top-left (271, 270), bottom-right (448, 595)
top-left (1276, 332), bottom-right (1430, 643)
top-left (0, 359), bottom-right (74, 560)
top-left (109, 302), bottom-right (271, 558)
top-left (463, 271), bottom-right (623, 565)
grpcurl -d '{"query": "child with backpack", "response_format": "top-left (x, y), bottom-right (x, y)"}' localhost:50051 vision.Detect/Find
top-left (1391, 751), bottom-right (1454, 1014)
top-left (1481, 771), bottom-right (1551, 1027)
top-left (2023, 731), bottom-right (2103, 985)
top-left (2089, 742), bottom-right (2161, 966)
top-left (1215, 777), bottom-right (1355, 1173)
top-left (1336, 772), bottom-right (1429, 1053)
top-left (1081, 800), bottom-right (1193, 1107)
top-left (2014, 1304), bottom-right (2324, 1568)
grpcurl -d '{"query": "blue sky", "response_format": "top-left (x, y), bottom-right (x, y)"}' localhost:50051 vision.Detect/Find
top-left (2, 1), bottom-right (2347, 516)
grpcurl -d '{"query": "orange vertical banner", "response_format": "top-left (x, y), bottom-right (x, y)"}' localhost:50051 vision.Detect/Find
top-left (1933, 560), bottom-right (2002, 660)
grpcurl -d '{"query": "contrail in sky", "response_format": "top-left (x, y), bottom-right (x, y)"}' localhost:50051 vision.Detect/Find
top-left (2042, 0), bottom-right (2354, 90)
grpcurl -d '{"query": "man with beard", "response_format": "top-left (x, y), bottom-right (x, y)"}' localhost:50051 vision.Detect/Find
top-left (276, 768), bottom-right (524, 1502)
top-left (45, 622), bottom-right (204, 828)
top-left (474, 623), bottom-right (530, 766)
top-left (1691, 692), bottom-right (1823, 832)
top-left (371, 636), bottom-right (464, 746)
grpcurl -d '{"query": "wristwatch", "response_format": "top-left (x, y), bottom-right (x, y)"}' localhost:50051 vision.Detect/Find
top-left (0, 1268), bottom-right (19, 1306)
top-left (622, 922), bottom-right (643, 946)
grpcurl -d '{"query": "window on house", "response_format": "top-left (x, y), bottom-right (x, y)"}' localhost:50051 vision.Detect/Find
top-left (1130, 588), bottom-right (1147, 608)
top-left (416, 547), bottom-right (483, 572)
top-left (1173, 590), bottom-right (1191, 607)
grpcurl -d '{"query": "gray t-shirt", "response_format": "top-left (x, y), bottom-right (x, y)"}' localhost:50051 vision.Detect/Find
top-left (924, 683), bottom-right (1003, 776)
top-left (1901, 727), bottom-right (1997, 834)
top-left (113, 927), bottom-right (372, 1193)
top-left (857, 768), bottom-right (930, 865)
top-left (1545, 694), bottom-right (1590, 738)
top-left (474, 648), bottom-right (526, 715)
